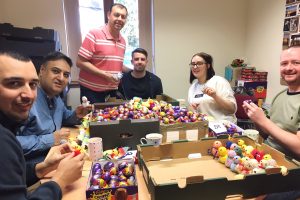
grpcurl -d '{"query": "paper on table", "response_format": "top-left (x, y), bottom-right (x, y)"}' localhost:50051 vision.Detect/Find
top-left (186, 129), bottom-right (198, 141)
top-left (209, 121), bottom-right (227, 134)
top-left (166, 131), bottom-right (179, 143)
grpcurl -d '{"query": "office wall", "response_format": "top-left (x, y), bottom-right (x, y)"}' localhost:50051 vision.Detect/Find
top-left (0, 0), bottom-right (287, 107)
top-left (153, 0), bottom-right (248, 102)
top-left (244, 0), bottom-right (286, 102)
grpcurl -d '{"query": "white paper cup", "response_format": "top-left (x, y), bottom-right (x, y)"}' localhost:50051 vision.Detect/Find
top-left (243, 129), bottom-right (259, 142)
top-left (140, 133), bottom-right (163, 146)
top-left (88, 137), bottom-right (103, 162)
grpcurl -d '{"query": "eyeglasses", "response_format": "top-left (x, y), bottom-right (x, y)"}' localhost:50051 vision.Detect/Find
top-left (189, 62), bottom-right (206, 68)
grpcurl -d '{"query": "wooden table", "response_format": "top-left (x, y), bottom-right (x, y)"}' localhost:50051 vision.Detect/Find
top-left (42, 127), bottom-right (251, 200)
top-left (42, 127), bottom-right (151, 200)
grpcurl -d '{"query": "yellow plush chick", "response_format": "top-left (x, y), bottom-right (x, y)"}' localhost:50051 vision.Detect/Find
top-left (218, 146), bottom-right (228, 164)
top-left (245, 145), bottom-right (254, 155)
top-left (237, 139), bottom-right (245, 147)
top-left (241, 144), bottom-right (247, 152)
top-left (263, 154), bottom-right (272, 160)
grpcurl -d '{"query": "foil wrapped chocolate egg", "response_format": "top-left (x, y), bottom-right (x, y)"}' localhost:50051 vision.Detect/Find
top-left (109, 167), bottom-right (118, 175)
top-left (118, 181), bottom-right (128, 187)
top-left (90, 174), bottom-right (101, 185)
top-left (127, 176), bottom-right (135, 186)
top-left (110, 175), bottom-right (119, 182)
top-left (92, 163), bottom-right (102, 174)
top-left (89, 185), bottom-right (100, 190)
top-left (109, 179), bottom-right (119, 188)
top-left (103, 161), bottom-right (114, 172)
top-left (101, 171), bottom-right (111, 183)
top-left (118, 174), bottom-right (127, 182)
top-left (99, 178), bottom-right (107, 188)
top-left (118, 161), bottom-right (128, 171)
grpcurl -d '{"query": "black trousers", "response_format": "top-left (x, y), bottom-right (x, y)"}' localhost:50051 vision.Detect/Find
top-left (80, 85), bottom-right (117, 103)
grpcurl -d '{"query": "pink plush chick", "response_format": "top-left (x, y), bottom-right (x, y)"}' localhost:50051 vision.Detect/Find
top-left (225, 150), bottom-right (236, 168)
top-left (211, 140), bottom-right (223, 158)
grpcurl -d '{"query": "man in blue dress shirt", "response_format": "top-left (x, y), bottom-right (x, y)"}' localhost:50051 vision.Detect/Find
top-left (17, 51), bottom-right (91, 162)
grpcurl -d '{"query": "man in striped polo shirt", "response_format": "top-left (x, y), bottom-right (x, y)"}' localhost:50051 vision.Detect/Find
top-left (76, 3), bottom-right (128, 103)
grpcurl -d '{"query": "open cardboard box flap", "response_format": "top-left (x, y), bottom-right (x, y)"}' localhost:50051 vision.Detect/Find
top-left (177, 176), bottom-right (204, 188)
top-left (139, 136), bottom-right (299, 185)
top-left (138, 137), bottom-right (300, 200)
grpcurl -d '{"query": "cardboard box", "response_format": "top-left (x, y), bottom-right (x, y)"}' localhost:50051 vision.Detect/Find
top-left (86, 159), bottom-right (138, 200)
top-left (155, 94), bottom-right (179, 106)
top-left (160, 121), bottom-right (208, 143)
top-left (225, 66), bottom-right (243, 87)
top-left (137, 138), bottom-right (300, 200)
top-left (89, 119), bottom-right (160, 150)
top-left (94, 94), bottom-right (179, 109)
top-left (237, 80), bottom-right (268, 99)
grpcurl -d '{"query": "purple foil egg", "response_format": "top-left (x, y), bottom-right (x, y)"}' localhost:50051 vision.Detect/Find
top-left (117, 170), bottom-right (124, 177)
top-left (89, 185), bottom-right (100, 190)
top-left (103, 161), bottom-right (114, 172)
top-left (90, 174), bottom-right (101, 185)
top-left (118, 161), bottom-right (128, 171)
top-left (93, 168), bottom-right (102, 175)
top-left (101, 171), bottom-right (111, 183)
top-left (110, 175), bottom-right (119, 182)
top-left (91, 177), bottom-right (100, 186)
top-left (92, 163), bottom-right (101, 172)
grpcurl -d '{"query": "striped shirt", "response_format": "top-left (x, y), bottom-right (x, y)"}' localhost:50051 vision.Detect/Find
top-left (78, 25), bottom-right (126, 92)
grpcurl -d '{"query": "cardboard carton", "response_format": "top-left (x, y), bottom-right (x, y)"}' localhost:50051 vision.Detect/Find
top-left (160, 121), bottom-right (208, 143)
top-left (86, 159), bottom-right (138, 200)
top-left (237, 80), bottom-right (268, 99)
top-left (137, 137), bottom-right (300, 200)
top-left (89, 119), bottom-right (160, 150)
top-left (225, 66), bottom-right (243, 87)
top-left (94, 94), bottom-right (179, 109)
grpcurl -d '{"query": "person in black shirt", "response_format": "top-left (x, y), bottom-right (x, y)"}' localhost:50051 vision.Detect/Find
top-left (118, 48), bottom-right (163, 99)
top-left (0, 51), bottom-right (84, 199)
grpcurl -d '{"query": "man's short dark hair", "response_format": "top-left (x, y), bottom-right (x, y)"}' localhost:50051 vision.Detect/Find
top-left (110, 3), bottom-right (128, 15)
top-left (0, 50), bottom-right (31, 62)
top-left (42, 51), bottom-right (72, 68)
top-left (131, 48), bottom-right (148, 58)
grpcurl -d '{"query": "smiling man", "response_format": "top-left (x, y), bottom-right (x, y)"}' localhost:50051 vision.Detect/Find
top-left (118, 48), bottom-right (163, 99)
top-left (17, 51), bottom-right (91, 163)
top-left (0, 51), bottom-right (85, 199)
top-left (76, 3), bottom-right (129, 103)
top-left (243, 44), bottom-right (300, 199)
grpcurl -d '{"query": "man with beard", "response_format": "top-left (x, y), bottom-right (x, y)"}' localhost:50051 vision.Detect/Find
top-left (76, 3), bottom-right (129, 103)
top-left (243, 43), bottom-right (300, 199)
top-left (0, 51), bottom-right (84, 199)
top-left (17, 51), bottom-right (91, 163)
top-left (118, 48), bottom-right (163, 100)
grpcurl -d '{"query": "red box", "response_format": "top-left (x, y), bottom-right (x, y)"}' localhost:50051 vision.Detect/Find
top-left (237, 80), bottom-right (267, 99)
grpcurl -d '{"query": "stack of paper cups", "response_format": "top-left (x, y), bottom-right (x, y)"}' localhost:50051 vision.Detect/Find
top-left (88, 137), bottom-right (103, 162)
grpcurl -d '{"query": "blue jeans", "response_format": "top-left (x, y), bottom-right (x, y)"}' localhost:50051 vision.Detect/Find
top-left (80, 85), bottom-right (117, 103)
